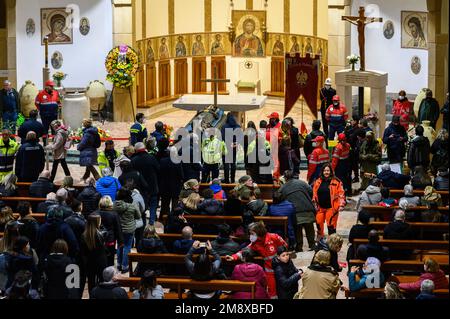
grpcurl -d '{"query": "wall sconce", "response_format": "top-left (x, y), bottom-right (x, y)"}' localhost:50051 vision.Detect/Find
top-left (228, 23), bottom-right (236, 43)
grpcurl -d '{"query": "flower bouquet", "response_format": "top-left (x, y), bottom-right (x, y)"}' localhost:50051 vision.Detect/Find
top-left (52, 72), bottom-right (67, 87)
top-left (347, 54), bottom-right (360, 71)
top-left (164, 124), bottom-right (174, 140)
top-left (105, 45), bottom-right (140, 89)
top-left (68, 126), bottom-right (111, 144)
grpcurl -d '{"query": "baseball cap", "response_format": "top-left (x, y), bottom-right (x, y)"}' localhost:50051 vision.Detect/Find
top-left (313, 136), bottom-right (325, 143)
top-left (45, 80), bottom-right (55, 87)
top-left (338, 133), bottom-right (346, 141)
top-left (332, 95), bottom-right (340, 101)
top-left (267, 112), bottom-right (280, 119)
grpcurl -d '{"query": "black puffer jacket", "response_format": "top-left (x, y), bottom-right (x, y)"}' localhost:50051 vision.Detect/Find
top-left (64, 213), bottom-right (87, 245)
top-left (77, 186), bottom-right (101, 217)
top-left (29, 177), bottom-right (55, 198)
top-left (90, 282), bottom-right (128, 299)
top-left (18, 216), bottom-right (40, 249)
top-left (135, 237), bottom-right (168, 276)
top-left (272, 256), bottom-right (300, 299)
top-left (197, 199), bottom-right (224, 215)
top-left (94, 209), bottom-right (124, 246)
top-left (407, 136), bottom-right (431, 170)
top-left (41, 253), bottom-right (77, 299)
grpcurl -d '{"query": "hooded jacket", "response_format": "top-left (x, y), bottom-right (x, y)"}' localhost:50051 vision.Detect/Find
top-left (297, 263), bottom-right (341, 299)
top-left (197, 198), bottom-right (224, 215)
top-left (77, 186), bottom-right (101, 217)
top-left (407, 135), bottom-right (431, 170)
top-left (231, 262), bottom-right (269, 299)
top-left (41, 253), bottom-right (76, 299)
top-left (77, 127), bottom-right (99, 167)
top-left (113, 200), bottom-right (141, 234)
top-left (37, 218), bottom-right (79, 260)
top-left (377, 170), bottom-right (411, 189)
top-left (272, 256), bottom-right (300, 299)
top-left (96, 176), bottom-right (121, 201)
top-left (356, 186), bottom-right (382, 212)
top-left (245, 199), bottom-right (268, 216)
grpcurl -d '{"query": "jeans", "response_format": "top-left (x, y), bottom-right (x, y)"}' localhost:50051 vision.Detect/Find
top-left (328, 124), bottom-right (344, 140)
top-left (2, 111), bottom-right (18, 132)
top-left (148, 194), bottom-right (158, 225)
top-left (50, 159), bottom-right (71, 181)
top-left (117, 232), bottom-right (134, 271)
top-left (201, 163), bottom-right (220, 183)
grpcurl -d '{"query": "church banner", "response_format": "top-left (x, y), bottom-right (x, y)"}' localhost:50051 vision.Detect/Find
top-left (284, 53), bottom-right (319, 117)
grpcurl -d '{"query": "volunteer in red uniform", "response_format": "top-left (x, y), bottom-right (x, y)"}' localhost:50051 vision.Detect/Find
top-left (226, 222), bottom-right (287, 298)
top-left (312, 163), bottom-right (346, 239)
top-left (325, 95), bottom-right (348, 140)
top-left (392, 90), bottom-right (412, 131)
top-left (332, 133), bottom-right (352, 195)
top-left (307, 135), bottom-right (329, 185)
top-left (35, 80), bottom-right (60, 141)
top-left (265, 112), bottom-right (282, 182)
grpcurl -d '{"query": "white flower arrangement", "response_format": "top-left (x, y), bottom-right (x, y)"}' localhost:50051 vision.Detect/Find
top-left (347, 54), bottom-right (360, 64)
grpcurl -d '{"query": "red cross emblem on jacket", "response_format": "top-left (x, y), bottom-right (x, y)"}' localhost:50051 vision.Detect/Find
top-left (332, 142), bottom-right (351, 171)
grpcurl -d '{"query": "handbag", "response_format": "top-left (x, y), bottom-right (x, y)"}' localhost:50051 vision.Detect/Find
top-left (135, 218), bottom-right (144, 229)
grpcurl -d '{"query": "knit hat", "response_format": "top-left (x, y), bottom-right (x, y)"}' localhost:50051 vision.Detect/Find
top-left (238, 175), bottom-right (252, 184)
top-left (183, 179), bottom-right (199, 190)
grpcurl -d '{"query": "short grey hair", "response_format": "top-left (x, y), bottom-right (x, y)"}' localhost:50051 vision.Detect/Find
top-left (86, 177), bottom-right (96, 187)
top-left (46, 192), bottom-right (57, 201)
top-left (404, 184), bottom-right (414, 196)
top-left (101, 167), bottom-right (113, 177)
top-left (181, 226), bottom-right (193, 239)
top-left (56, 188), bottom-right (68, 202)
top-left (102, 266), bottom-right (117, 282)
top-left (420, 279), bottom-right (435, 293)
top-left (3, 80), bottom-right (11, 85)
top-left (381, 163), bottom-right (390, 172)
top-left (40, 170), bottom-right (51, 179)
top-left (135, 142), bottom-right (146, 151)
top-left (394, 209), bottom-right (406, 221)
top-left (398, 198), bottom-right (410, 210)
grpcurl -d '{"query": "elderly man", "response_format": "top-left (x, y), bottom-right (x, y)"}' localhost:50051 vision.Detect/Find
top-left (383, 209), bottom-right (414, 259)
top-left (0, 80), bottom-right (21, 133)
top-left (96, 167), bottom-right (121, 201)
top-left (377, 163), bottom-right (411, 189)
top-left (0, 129), bottom-right (20, 181)
top-left (90, 266), bottom-right (128, 299)
top-left (15, 131), bottom-right (45, 182)
top-left (29, 170), bottom-right (55, 198)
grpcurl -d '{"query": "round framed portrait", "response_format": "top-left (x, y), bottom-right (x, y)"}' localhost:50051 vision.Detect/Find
top-left (26, 18), bottom-right (36, 37)
top-left (411, 56), bottom-right (421, 75)
top-left (79, 17), bottom-right (90, 36)
top-left (383, 20), bottom-right (395, 39)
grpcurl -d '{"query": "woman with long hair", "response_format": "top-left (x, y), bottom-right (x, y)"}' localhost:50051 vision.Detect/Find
top-left (312, 163), bottom-right (346, 239)
top-left (80, 213), bottom-right (107, 296)
top-left (0, 174), bottom-right (19, 197)
top-left (384, 281), bottom-right (404, 299)
top-left (131, 270), bottom-right (164, 299)
top-left (0, 206), bottom-right (14, 232)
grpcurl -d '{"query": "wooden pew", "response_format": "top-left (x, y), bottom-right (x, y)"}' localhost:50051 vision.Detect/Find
top-left (353, 239), bottom-right (449, 251)
top-left (0, 197), bottom-right (46, 210)
top-left (199, 183), bottom-right (279, 200)
top-left (369, 221), bottom-right (449, 239)
top-left (16, 182), bottom-right (85, 197)
top-left (161, 215), bottom-right (288, 239)
top-left (116, 277), bottom-right (256, 299)
top-left (159, 233), bottom-right (247, 247)
top-left (127, 253), bottom-right (264, 277)
top-left (349, 259), bottom-right (450, 274)
top-left (362, 205), bottom-right (449, 220)
top-left (390, 189), bottom-right (449, 204)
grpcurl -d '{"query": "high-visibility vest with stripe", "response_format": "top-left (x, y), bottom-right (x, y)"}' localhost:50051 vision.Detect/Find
top-left (331, 142), bottom-right (351, 171)
top-left (201, 137), bottom-right (227, 164)
top-left (0, 139), bottom-right (20, 173)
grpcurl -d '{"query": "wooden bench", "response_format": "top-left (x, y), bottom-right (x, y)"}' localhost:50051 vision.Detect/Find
top-left (116, 277), bottom-right (256, 299)
top-left (1, 197), bottom-right (46, 210)
top-left (369, 221), bottom-right (449, 239)
top-left (159, 233), bottom-right (247, 247)
top-left (349, 259), bottom-right (450, 274)
top-left (16, 182), bottom-right (85, 197)
top-left (199, 183), bottom-right (279, 200)
top-left (353, 239), bottom-right (449, 251)
top-left (127, 253), bottom-right (264, 277)
top-left (161, 215), bottom-right (288, 239)
top-left (390, 189), bottom-right (449, 204)
top-left (362, 205), bottom-right (449, 220)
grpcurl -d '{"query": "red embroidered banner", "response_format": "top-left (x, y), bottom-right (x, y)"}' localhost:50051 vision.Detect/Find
top-left (284, 53), bottom-right (320, 117)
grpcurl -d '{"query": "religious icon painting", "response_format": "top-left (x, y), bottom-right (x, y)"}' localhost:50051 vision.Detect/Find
top-left (146, 39), bottom-right (155, 63)
top-left (410, 56), bottom-right (421, 75)
top-left (289, 35), bottom-right (301, 55)
top-left (383, 20), bottom-right (394, 40)
top-left (159, 37), bottom-right (170, 60)
top-left (41, 8), bottom-right (73, 45)
top-left (79, 17), bottom-right (90, 36)
top-left (401, 11), bottom-right (427, 49)
top-left (192, 34), bottom-right (206, 56)
top-left (232, 10), bottom-right (266, 57)
top-left (51, 51), bottom-right (63, 69)
top-left (175, 35), bottom-right (187, 57)
top-left (211, 33), bottom-right (226, 55)
top-left (271, 34), bottom-right (285, 57)
top-left (26, 18), bottom-right (36, 37)
top-left (304, 37), bottom-right (315, 56)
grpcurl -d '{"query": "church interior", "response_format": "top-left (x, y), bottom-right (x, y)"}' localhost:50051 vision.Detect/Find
top-left (0, 0), bottom-right (449, 301)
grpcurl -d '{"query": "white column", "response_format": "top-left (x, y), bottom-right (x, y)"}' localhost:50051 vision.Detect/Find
top-left (336, 84), bottom-right (352, 118)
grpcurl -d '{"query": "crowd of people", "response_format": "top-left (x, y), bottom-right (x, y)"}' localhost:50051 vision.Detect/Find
top-left (0, 78), bottom-right (448, 299)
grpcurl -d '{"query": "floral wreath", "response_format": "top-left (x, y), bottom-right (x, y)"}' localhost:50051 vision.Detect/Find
top-left (105, 45), bottom-right (139, 89)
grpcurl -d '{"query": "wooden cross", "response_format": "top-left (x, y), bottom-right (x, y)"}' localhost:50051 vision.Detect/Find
top-left (342, 6), bottom-right (382, 71)
top-left (201, 66), bottom-right (230, 109)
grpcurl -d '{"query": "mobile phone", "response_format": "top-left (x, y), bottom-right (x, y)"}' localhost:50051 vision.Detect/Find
top-left (199, 242), bottom-right (207, 248)
top-left (298, 268), bottom-right (303, 274)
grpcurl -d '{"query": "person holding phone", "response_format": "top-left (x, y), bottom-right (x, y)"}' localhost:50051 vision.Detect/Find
top-left (272, 246), bottom-right (302, 299)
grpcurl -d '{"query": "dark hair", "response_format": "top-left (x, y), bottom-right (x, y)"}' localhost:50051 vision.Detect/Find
top-left (392, 115), bottom-right (400, 123)
top-left (407, 17), bottom-right (426, 40)
top-left (105, 140), bottom-right (114, 147)
top-left (415, 125), bottom-right (424, 136)
top-left (136, 113), bottom-right (145, 122)
top-left (277, 245), bottom-right (289, 256)
top-left (138, 270), bottom-right (157, 298)
top-left (312, 120), bottom-right (321, 130)
top-left (380, 188), bottom-right (390, 199)
top-left (248, 221), bottom-right (267, 237)
top-left (202, 188), bottom-right (214, 199)
top-left (368, 230), bottom-right (379, 245)
top-left (357, 210), bottom-right (372, 225)
top-left (242, 210), bottom-right (255, 228)
top-left (70, 199), bottom-right (82, 212)
top-left (124, 179), bottom-right (137, 191)
top-left (259, 120), bottom-right (267, 129)
top-left (192, 253), bottom-right (213, 279)
top-left (155, 121), bottom-right (164, 131)
top-left (361, 119), bottom-right (369, 127)
top-left (272, 191), bottom-right (283, 205)
top-left (283, 170), bottom-right (295, 181)
top-left (157, 138), bottom-right (170, 151)
top-left (16, 201), bottom-right (31, 219)
top-left (369, 178), bottom-right (382, 187)
top-left (29, 110), bottom-right (39, 119)
top-left (247, 121), bottom-right (257, 130)
top-left (119, 160), bottom-right (132, 172)
top-left (320, 163), bottom-right (334, 179)
top-left (50, 239), bottom-right (69, 255)
top-left (217, 223), bottom-right (232, 238)
top-left (352, 115), bottom-right (360, 122)
top-left (116, 188), bottom-right (133, 203)
top-left (228, 189), bottom-right (240, 199)
top-left (357, 130), bottom-right (366, 138)
top-left (241, 249), bottom-right (254, 263)
top-left (13, 236), bottom-right (30, 253)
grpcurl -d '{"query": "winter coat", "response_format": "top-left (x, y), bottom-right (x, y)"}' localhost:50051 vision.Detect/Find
top-left (197, 198), bottom-right (224, 215)
top-left (356, 243), bottom-right (390, 263)
top-left (118, 168), bottom-right (149, 196)
top-left (356, 186), bottom-right (382, 212)
top-left (172, 239), bottom-right (194, 254)
top-left (90, 282), bottom-right (128, 299)
top-left (399, 270), bottom-right (448, 293)
top-left (131, 189), bottom-right (146, 216)
top-left (18, 216), bottom-right (40, 249)
top-left (359, 139), bottom-right (382, 175)
top-left (407, 136), bottom-right (431, 170)
top-left (434, 172), bottom-right (449, 191)
top-left (383, 220), bottom-right (414, 259)
top-left (94, 209), bottom-right (123, 246)
top-left (135, 237), bottom-right (168, 276)
top-left (312, 177), bottom-right (346, 213)
top-left (46, 127), bottom-right (68, 160)
top-left (80, 232), bottom-right (108, 281)
top-left (41, 253), bottom-right (76, 299)
top-left (382, 123), bottom-right (408, 163)
top-left (77, 186), bottom-right (101, 217)
top-left (221, 114), bottom-right (241, 157)
top-left (96, 176), bottom-right (121, 201)
top-left (418, 97), bottom-right (440, 128)
top-left (211, 236), bottom-right (241, 256)
top-left (4, 252), bottom-right (40, 290)
top-left (37, 218), bottom-right (79, 260)
top-left (245, 199), bottom-right (268, 216)
top-left (0, 185), bottom-right (18, 197)
top-left (224, 198), bottom-right (244, 216)
top-left (165, 213), bottom-right (189, 234)
top-left (347, 224), bottom-right (372, 262)
top-left (349, 269), bottom-right (385, 292)
top-left (29, 177), bottom-right (55, 198)
top-left (158, 151), bottom-right (184, 198)
top-left (77, 127), bottom-right (99, 166)
top-left (297, 263), bottom-right (341, 299)
top-left (430, 138), bottom-right (449, 173)
top-left (272, 256), bottom-right (300, 299)
top-left (231, 262), bottom-right (269, 299)
top-left (210, 184), bottom-right (226, 199)
top-left (64, 213), bottom-right (86, 244)
top-left (36, 200), bottom-right (58, 214)
top-left (113, 200), bottom-right (141, 234)
top-left (18, 119), bottom-right (45, 141)
top-left (377, 170), bottom-right (410, 189)
top-left (314, 238), bottom-right (341, 273)
top-left (279, 179), bottom-right (316, 224)
top-left (304, 130), bottom-right (328, 158)
top-left (268, 200), bottom-right (297, 245)
top-left (411, 174), bottom-right (433, 190)
top-left (278, 145), bottom-right (300, 175)
top-left (113, 154), bottom-right (130, 179)
top-left (131, 150), bottom-right (160, 196)
top-left (15, 140), bottom-right (45, 182)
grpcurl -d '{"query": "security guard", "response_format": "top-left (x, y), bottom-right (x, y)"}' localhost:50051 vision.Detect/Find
top-left (325, 95), bottom-right (349, 140)
top-left (98, 140), bottom-right (120, 175)
top-left (0, 129), bottom-right (20, 181)
top-left (332, 133), bottom-right (351, 195)
top-left (201, 132), bottom-right (227, 183)
top-left (307, 136), bottom-right (329, 185)
top-left (130, 113), bottom-right (148, 146)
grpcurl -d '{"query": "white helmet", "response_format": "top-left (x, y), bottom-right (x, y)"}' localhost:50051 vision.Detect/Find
top-left (325, 78), bottom-right (332, 86)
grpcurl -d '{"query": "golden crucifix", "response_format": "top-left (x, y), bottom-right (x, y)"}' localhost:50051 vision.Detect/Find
top-left (342, 7), bottom-right (383, 71)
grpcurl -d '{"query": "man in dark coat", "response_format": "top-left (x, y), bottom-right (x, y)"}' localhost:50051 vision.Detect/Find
top-left (284, 117), bottom-right (301, 176)
top-left (90, 266), bottom-right (128, 299)
top-left (0, 80), bottom-right (20, 133)
top-left (29, 170), bottom-right (55, 198)
top-left (407, 125), bottom-right (431, 171)
top-left (77, 119), bottom-right (100, 181)
top-left (383, 209), bottom-right (415, 259)
top-left (303, 120), bottom-right (328, 161)
top-left (131, 142), bottom-right (160, 225)
top-left (418, 89), bottom-right (440, 129)
top-left (221, 113), bottom-right (241, 184)
top-left (37, 192), bottom-right (58, 213)
top-left (15, 131), bottom-right (45, 182)
top-left (345, 116), bottom-right (364, 183)
top-left (178, 134), bottom-right (202, 182)
top-left (441, 93), bottom-right (449, 131)
top-left (377, 164), bottom-right (411, 189)
top-left (77, 177), bottom-right (102, 217)
top-left (319, 78), bottom-right (336, 138)
top-left (382, 116), bottom-right (408, 164)
top-left (17, 110), bottom-right (45, 141)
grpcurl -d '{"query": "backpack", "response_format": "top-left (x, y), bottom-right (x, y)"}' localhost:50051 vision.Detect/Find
top-left (93, 130), bottom-right (101, 148)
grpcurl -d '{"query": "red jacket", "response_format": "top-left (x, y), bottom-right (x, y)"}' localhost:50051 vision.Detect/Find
top-left (265, 122), bottom-right (282, 142)
top-left (35, 89), bottom-right (60, 118)
top-left (392, 99), bottom-right (412, 130)
top-left (231, 263), bottom-right (269, 299)
top-left (232, 232), bottom-right (287, 273)
top-left (307, 147), bottom-right (330, 181)
top-left (399, 270), bottom-right (449, 292)
top-left (325, 104), bottom-right (349, 125)
top-left (331, 142), bottom-right (351, 171)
